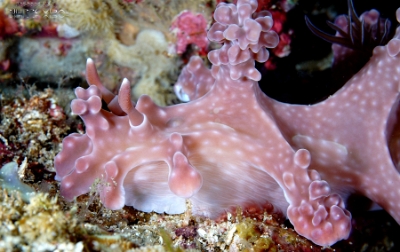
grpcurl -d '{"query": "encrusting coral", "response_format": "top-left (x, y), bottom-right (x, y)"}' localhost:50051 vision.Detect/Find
top-left (54, 0), bottom-right (400, 247)
top-left (0, 88), bottom-right (70, 170)
top-left (0, 189), bottom-right (82, 251)
top-left (0, 186), bottom-right (152, 251)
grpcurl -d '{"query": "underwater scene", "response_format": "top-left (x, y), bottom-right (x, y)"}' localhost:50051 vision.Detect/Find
top-left (1, 0), bottom-right (400, 251)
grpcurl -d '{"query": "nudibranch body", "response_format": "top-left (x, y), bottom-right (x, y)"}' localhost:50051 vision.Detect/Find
top-left (55, 0), bottom-right (400, 246)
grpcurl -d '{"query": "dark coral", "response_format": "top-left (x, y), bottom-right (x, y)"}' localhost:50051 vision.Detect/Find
top-left (305, 0), bottom-right (394, 54)
top-left (304, 0), bottom-right (396, 83)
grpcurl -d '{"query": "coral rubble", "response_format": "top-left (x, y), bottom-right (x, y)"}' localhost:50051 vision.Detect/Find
top-left (0, 88), bottom-right (70, 170)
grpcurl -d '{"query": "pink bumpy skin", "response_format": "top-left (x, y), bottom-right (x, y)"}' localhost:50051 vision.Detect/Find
top-left (55, 0), bottom-right (400, 246)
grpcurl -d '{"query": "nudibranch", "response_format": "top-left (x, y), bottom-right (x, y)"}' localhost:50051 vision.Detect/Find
top-left (55, 0), bottom-right (400, 246)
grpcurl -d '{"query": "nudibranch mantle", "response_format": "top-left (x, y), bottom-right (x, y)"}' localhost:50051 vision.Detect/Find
top-left (55, 0), bottom-right (400, 246)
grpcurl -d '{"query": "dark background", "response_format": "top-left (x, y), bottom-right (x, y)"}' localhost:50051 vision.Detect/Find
top-left (259, 0), bottom-right (399, 104)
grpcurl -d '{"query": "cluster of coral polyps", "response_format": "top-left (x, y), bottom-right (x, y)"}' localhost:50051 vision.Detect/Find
top-left (55, 0), bottom-right (400, 246)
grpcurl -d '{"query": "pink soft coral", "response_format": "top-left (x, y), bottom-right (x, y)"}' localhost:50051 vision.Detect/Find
top-left (170, 10), bottom-right (209, 55)
top-left (55, 0), bottom-right (400, 246)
